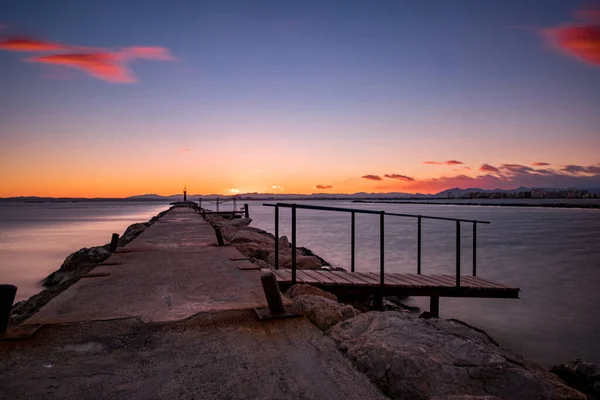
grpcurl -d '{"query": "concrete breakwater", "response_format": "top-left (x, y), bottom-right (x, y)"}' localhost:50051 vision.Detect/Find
top-left (2, 205), bottom-right (596, 399)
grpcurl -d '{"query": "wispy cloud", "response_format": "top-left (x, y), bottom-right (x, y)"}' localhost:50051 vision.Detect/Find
top-left (541, 7), bottom-right (600, 66)
top-left (228, 188), bottom-right (240, 193)
top-left (179, 148), bottom-right (191, 153)
top-left (252, 168), bottom-right (262, 172)
top-left (272, 185), bottom-right (284, 192)
top-left (424, 160), bottom-right (464, 166)
top-left (361, 174), bottom-right (382, 181)
top-left (384, 173), bottom-right (415, 182)
top-left (532, 161), bottom-right (551, 166)
top-left (315, 184), bottom-right (332, 189)
top-left (479, 164), bottom-right (502, 175)
top-left (0, 35), bottom-right (175, 83)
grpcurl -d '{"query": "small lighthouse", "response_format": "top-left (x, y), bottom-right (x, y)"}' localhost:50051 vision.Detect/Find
top-left (183, 186), bottom-right (187, 202)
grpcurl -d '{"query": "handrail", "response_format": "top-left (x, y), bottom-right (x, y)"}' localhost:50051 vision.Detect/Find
top-left (263, 202), bottom-right (490, 224)
top-left (263, 202), bottom-right (489, 291)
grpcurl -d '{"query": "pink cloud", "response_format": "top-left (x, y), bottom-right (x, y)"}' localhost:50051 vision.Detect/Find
top-left (541, 7), bottom-right (600, 66)
top-left (423, 161), bottom-right (443, 165)
top-left (532, 161), bottom-right (551, 166)
top-left (445, 160), bottom-right (464, 165)
top-left (384, 173), bottom-right (415, 182)
top-left (315, 185), bottom-right (332, 189)
top-left (179, 148), bottom-right (192, 153)
top-left (362, 174), bottom-right (382, 181)
top-left (1, 35), bottom-right (174, 83)
top-left (479, 164), bottom-right (502, 175)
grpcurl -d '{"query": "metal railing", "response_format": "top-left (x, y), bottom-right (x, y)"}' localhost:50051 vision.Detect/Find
top-left (263, 203), bottom-right (490, 288)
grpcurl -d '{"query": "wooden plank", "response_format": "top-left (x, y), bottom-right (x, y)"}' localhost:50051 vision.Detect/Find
top-left (308, 270), bottom-right (341, 285)
top-left (381, 273), bottom-right (412, 286)
top-left (429, 274), bottom-right (460, 287)
top-left (327, 270), bottom-right (358, 285)
top-left (407, 274), bottom-right (454, 288)
top-left (301, 269), bottom-right (337, 285)
top-left (461, 276), bottom-right (501, 289)
top-left (338, 272), bottom-right (374, 286)
top-left (471, 276), bottom-right (512, 289)
top-left (363, 272), bottom-right (386, 286)
top-left (382, 273), bottom-right (419, 287)
top-left (270, 268), bottom-right (292, 283)
top-left (393, 274), bottom-right (429, 287)
top-left (295, 270), bottom-right (320, 284)
top-left (353, 272), bottom-right (381, 285)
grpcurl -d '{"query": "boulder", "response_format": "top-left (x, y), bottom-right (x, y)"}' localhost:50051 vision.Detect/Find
top-left (430, 397), bottom-right (502, 400)
top-left (42, 246), bottom-right (111, 287)
top-left (551, 358), bottom-right (600, 399)
top-left (292, 295), bottom-right (360, 332)
top-left (233, 242), bottom-right (271, 262)
top-left (296, 255), bottom-right (322, 269)
top-left (266, 252), bottom-right (322, 269)
top-left (330, 312), bottom-right (586, 400)
top-left (285, 284), bottom-right (338, 301)
top-left (222, 227), bottom-right (275, 247)
top-left (118, 223), bottom-right (148, 246)
top-left (222, 218), bottom-right (252, 229)
top-left (278, 235), bottom-right (291, 249)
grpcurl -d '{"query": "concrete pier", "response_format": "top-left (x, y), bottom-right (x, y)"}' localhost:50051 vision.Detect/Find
top-left (0, 207), bottom-right (387, 399)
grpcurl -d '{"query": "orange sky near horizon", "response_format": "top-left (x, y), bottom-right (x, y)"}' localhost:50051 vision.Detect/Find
top-left (1, 2), bottom-right (599, 198)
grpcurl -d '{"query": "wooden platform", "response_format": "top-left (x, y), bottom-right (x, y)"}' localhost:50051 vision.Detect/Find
top-left (264, 268), bottom-right (520, 299)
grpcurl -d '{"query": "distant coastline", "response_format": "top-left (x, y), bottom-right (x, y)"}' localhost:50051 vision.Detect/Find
top-left (352, 200), bottom-right (600, 209)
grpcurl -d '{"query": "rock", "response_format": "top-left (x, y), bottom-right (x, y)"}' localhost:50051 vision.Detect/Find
top-left (266, 252), bottom-right (322, 269)
top-left (430, 396), bottom-right (502, 400)
top-left (551, 358), bottom-right (600, 399)
top-left (296, 255), bottom-right (322, 269)
top-left (278, 236), bottom-right (290, 249)
top-left (233, 242), bottom-right (271, 262)
top-left (222, 218), bottom-right (252, 229)
top-left (118, 223), bottom-right (149, 246)
top-left (285, 284), bottom-right (338, 301)
top-left (329, 312), bottom-right (586, 400)
top-left (222, 227), bottom-right (275, 247)
top-left (42, 246), bottom-right (111, 287)
top-left (253, 259), bottom-right (271, 269)
top-left (292, 295), bottom-right (361, 332)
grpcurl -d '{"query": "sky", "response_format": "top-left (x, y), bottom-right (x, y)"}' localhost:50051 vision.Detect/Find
top-left (1, 0), bottom-right (599, 197)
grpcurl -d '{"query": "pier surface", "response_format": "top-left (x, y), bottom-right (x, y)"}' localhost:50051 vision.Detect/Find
top-left (0, 207), bottom-right (387, 400)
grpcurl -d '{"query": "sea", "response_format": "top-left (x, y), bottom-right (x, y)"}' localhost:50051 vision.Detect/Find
top-left (1, 199), bottom-right (599, 368)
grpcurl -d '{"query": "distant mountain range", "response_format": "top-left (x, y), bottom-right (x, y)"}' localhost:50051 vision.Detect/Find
top-left (2, 186), bottom-right (599, 202)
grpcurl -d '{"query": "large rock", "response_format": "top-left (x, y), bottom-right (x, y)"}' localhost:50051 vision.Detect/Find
top-left (551, 358), bottom-right (600, 399)
top-left (330, 312), bottom-right (586, 400)
top-left (118, 223), bottom-right (149, 246)
top-left (221, 218), bottom-right (252, 229)
top-left (266, 252), bottom-right (322, 269)
top-left (233, 242), bottom-right (271, 262)
top-left (430, 396), bottom-right (502, 400)
top-left (222, 227), bottom-right (275, 247)
top-left (285, 284), bottom-right (338, 301)
top-left (293, 295), bottom-right (360, 332)
top-left (43, 246), bottom-right (111, 287)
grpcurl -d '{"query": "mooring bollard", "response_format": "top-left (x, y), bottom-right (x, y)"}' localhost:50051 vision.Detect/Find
top-left (214, 226), bottom-right (224, 246)
top-left (244, 204), bottom-right (249, 218)
top-left (109, 233), bottom-right (119, 253)
top-left (260, 272), bottom-right (285, 314)
top-left (0, 284), bottom-right (18, 334)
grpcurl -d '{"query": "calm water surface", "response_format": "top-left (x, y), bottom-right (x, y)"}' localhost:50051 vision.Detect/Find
top-left (1, 200), bottom-right (599, 368)
top-left (0, 202), bottom-right (169, 302)
top-left (245, 200), bottom-right (600, 368)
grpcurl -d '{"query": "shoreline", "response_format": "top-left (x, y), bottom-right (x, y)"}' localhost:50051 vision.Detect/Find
top-left (352, 199), bottom-right (600, 209)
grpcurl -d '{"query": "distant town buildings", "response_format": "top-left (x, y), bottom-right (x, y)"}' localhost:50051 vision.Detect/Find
top-left (466, 189), bottom-right (596, 199)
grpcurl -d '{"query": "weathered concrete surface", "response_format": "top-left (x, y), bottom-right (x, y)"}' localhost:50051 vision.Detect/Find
top-left (0, 310), bottom-right (388, 400)
top-left (0, 207), bottom-right (387, 399)
top-left (25, 207), bottom-right (283, 324)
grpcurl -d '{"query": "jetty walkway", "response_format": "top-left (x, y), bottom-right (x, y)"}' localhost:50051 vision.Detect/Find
top-left (0, 207), bottom-right (387, 400)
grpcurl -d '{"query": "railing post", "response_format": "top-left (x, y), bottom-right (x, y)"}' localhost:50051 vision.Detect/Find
top-left (244, 203), bottom-right (249, 218)
top-left (0, 284), bottom-right (18, 333)
top-left (274, 206), bottom-right (279, 270)
top-left (472, 222), bottom-right (477, 276)
top-left (456, 221), bottom-right (461, 287)
top-left (351, 211), bottom-right (356, 272)
top-left (380, 211), bottom-right (385, 287)
top-left (291, 204), bottom-right (297, 284)
top-left (109, 233), bottom-right (119, 253)
top-left (417, 216), bottom-right (422, 274)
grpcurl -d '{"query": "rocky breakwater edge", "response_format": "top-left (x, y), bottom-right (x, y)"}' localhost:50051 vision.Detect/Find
top-left (8, 207), bottom-right (172, 326)
top-left (208, 213), bottom-right (595, 400)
